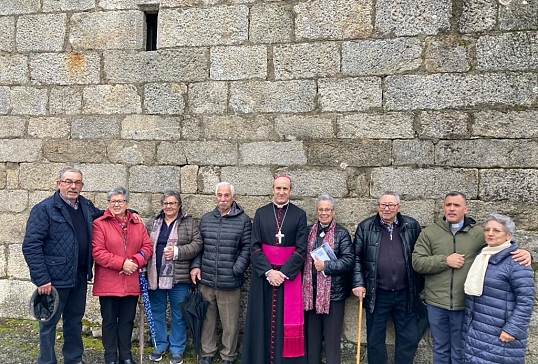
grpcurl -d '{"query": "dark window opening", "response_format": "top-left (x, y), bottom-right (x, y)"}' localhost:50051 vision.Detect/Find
top-left (145, 12), bottom-right (158, 51)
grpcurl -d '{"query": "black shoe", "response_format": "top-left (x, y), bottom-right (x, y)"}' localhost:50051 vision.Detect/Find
top-left (198, 357), bottom-right (213, 364)
top-left (120, 360), bottom-right (137, 364)
top-left (221, 360), bottom-right (235, 364)
top-left (105, 362), bottom-right (117, 364)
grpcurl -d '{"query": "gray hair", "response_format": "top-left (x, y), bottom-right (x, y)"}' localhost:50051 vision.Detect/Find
top-left (58, 167), bottom-right (83, 180)
top-left (378, 191), bottom-right (400, 204)
top-left (107, 186), bottom-right (129, 202)
top-left (445, 191), bottom-right (467, 204)
top-left (215, 181), bottom-right (235, 196)
top-left (160, 189), bottom-right (182, 206)
top-left (316, 194), bottom-right (336, 209)
top-left (484, 213), bottom-right (515, 234)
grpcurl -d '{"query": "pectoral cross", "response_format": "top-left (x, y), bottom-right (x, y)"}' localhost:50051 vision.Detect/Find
top-left (275, 229), bottom-right (284, 245)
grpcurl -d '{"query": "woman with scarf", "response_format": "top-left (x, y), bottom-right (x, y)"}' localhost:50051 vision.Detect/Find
top-left (146, 190), bottom-right (203, 364)
top-left (92, 187), bottom-right (153, 364)
top-left (303, 194), bottom-right (354, 364)
top-left (462, 213), bottom-right (534, 364)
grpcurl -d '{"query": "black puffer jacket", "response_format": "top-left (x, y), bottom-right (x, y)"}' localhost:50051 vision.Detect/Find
top-left (352, 213), bottom-right (422, 313)
top-left (192, 202), bottom-right (252, 290)
top-left (307, 222), bottom-right (354, 302)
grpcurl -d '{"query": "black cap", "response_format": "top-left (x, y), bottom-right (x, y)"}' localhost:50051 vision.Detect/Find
top-left (29, 287), bottom-right (59, 322)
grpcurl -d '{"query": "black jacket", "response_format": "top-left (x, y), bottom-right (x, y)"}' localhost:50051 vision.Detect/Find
top-left (192, 202), bottom-right (251, 290)
top-left (352, 213), bottom-right (422, 313)
top-left (308, 222), bottom-right (354, 302)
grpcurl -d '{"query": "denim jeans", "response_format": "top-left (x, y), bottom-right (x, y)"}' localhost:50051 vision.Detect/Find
top-left (365, 288), bottom-right (419, 364)
top-left (148, 283), bottom-right (190, 355)
top-left (427, 304), bottom-right (465, 364)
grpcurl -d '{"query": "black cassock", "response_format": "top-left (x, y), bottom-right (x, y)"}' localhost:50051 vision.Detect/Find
top-left (241, 202), bottom-right (308, 364)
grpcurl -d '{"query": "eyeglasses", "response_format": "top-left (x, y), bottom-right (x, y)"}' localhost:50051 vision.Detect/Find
top-left (317, 208), bottom-right (334, 213)
top-left (162, 201), bottom-right (179, 207)
top-left (378, 203), bottom-right (399, 210)
top-left (108, 200), bottom-right (126, 206)
top-left (483, 228), bottom-right (505, 234)
top-left (59, 179), bottom-right (84, 187)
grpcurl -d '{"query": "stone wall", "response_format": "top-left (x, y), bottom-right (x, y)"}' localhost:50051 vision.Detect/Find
top-left (0, 0), bottom-right (537, 362)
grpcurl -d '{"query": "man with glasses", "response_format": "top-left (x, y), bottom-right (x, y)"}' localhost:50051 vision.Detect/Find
top-left (22, 167), bottom-right (104, 364)
top-left (351, 192), bottom-right (423, 364)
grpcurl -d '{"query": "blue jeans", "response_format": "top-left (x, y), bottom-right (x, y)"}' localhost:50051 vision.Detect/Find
top-left (365, 288), bottom-right (419, 364)
top-left (148, 283), bottom-right (190, 355)
top-left (427, 305), bottom-right (465, 364)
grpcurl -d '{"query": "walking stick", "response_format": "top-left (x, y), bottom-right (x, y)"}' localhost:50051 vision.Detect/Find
top-left (139, 297), bottom-right (145, 364)
top-left (356, 299), bottom-right (363, 364)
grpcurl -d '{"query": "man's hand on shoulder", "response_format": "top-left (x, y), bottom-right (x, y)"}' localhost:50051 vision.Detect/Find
top-left (511, 249), bottom-right (532, 267)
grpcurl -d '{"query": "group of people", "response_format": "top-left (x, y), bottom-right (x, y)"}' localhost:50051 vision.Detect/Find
top-left (22, 168), bottom-right (534, 364)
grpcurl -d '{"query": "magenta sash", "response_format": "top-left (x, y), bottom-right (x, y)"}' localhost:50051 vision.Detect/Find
top-left (262, 244), bottom-right (305, 357)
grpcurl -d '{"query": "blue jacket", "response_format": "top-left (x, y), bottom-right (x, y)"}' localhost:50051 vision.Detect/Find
top-left (22, 191), bottom-right (103, 288)
top-left (462, 243), bottom-right (534, 364)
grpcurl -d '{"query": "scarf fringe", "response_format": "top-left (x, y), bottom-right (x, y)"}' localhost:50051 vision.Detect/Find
top-left (283, 324), bottom-right (305, 357)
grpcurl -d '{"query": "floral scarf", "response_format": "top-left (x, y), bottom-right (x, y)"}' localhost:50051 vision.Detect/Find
top-left (303, 220), bottom-right (335, 314)
top-left (148, 216), bottom-right (178, 290)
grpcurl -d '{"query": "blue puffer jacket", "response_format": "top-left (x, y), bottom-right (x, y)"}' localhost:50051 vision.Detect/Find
top-left (462, 242), bottom-right (535, 364)
top-left (22, 191), bottom-right (103, 288)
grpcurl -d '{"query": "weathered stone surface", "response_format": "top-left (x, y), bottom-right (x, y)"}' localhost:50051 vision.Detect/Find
top-left (230, 80), bottom-right (316, 113)
top-left (181, 193), bottom-right (220, 219)
top-left (0, 87), bottom-right (9, 114)
top-left (459, 0), bottom-right (496, 33)
top-left (202, 115), bottom-right (275, 140)
top-left (0, 54), bottom-right (27, 85)
top-left (71, 116), bottom-right (120, 139)
top-left (0, 190), bottom-right (27, 213)
top-left (240, 141), bottom-right (306, 166)
top-left (43, 140), bottom-right (108, 163)
top-left (436, 139), bottom-right (538, 168)
top-left (188, 82), bottom-right (228, 114)
top-left (10, 87), bottom-right (47, 116)
top-left (0, 116), bottom-right (25, 138)
top-left (174, 141), bottom-right (236, 165)
top-left (1, 0), bottom-right (40, 15)
top-left (0, 281), bottom-right (35, 319)
top-left (98, 0), bottom-right (141, 9)
top-left (30, 52), bottom-right (100, 85)
top-left (0, 213), bottom-right (27, 242)
top-left (342, 38), bottom-right (422, 76)
top-left (17, 13), bottom-right (66, 52)
top-left (418, 111), bottom-right (470, 139)
top-left (337, 112), bottom-right (414, 138)
top-left (156, 141), bottom-right (188, 165)
top-left (220, 166), bottom-right (272, 195)
top-left (49, 86), bottom-right (83, 115)
top-left (159, 6), bottom-right (249, 47)
top-left (499, 0), bottom-right (538, 30)
top-left (104, 50), bottom-right (208, 83)
top-left (122, 115), bottom-right (181, 140)
top-left (7, 244), bottom-right (29, 280)
top-left (319, 77), bottom-right (382, 112)
top-left (284, 169), bottom-right (348, 197)
top-left (19, 163), bottom-right (64, 191)
top-left (425, 35), bottom-right (473, 73)
top-left (307, 140), bottom-right (392, 167)
top-left (69, 11), bottom-right (144, 50)
top-left (0, 17), bottom-right (14, 52)
top-left (249, 4), bottom-right (293, 44)
top-left (0, 246), bottom-right (5, 276)
top-left (180, 165), bottom-right (198, 194)
top-left (480, 169), bottom-right (538, 202)
top-left (468, 200), bottom-right (538, 231)
top-left (28, 117), bottom-right (69, 139)
top-left (107, 141), bottom-right (156, 166)
top-left (393, 140), bottom-right (435, 166)
top-left (275, 114), bottom-right (336, 140)
top-left (77, 163), bottom-right (128, 192)
top-left (0, 140), bottom-right (41, 162)
top-left (274, 42), bottom-right (339, 80)
top-left (385, 73), bottom-right (537, 110)
top-left (83, 85), bottom-right (142, 114)
top-left (197, 166), bottom-right (221, 194)
top-left (375, 0), bottom-right (451, 36)
top-left (144, 83), bottom-right (187, 115)
top-left (371, 167), bottom-right (479, 199)
top-left (477, 33), bottom-right (538, 71)
top-left (294, 0), bottom-right (373, 40)
top-left (211, 45), bottom-right (267, 80)
top-left (28, 190), bottom-right (57, 208)
top-left (473, 110), bottom-right (538, 138)
top-left (43, 0), bottom-right (94, 11)
top-left (180, 115), bottom-right (204, 141)
top-left (129, 165), bottom-right (181, 192)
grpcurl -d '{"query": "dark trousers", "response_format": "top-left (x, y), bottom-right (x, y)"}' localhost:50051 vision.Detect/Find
top-left (305, 300), bottom-right (346, 364)
top-left (38, 269), bottom-right (87, 364)
top-left (365, 289), bottom-right (419, 364)
top-left (427, 304), bottom-right (464, 364)
top-left (99, 295), bottom-right (138, 362)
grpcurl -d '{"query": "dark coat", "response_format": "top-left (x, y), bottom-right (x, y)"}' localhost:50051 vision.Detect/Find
top-left (22, 191), bottom-right (103, 288)
top-left (352, 213), bottom-right (422, 313)
top-left (306, 222), bottom-right (354, 302)
top-left (462, 243), bottom-right (534, 364)
top-left (192, 202), bottom-right (252, 290)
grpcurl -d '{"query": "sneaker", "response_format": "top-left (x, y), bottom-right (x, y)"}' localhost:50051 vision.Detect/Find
top-left (170, 354), bottom-right (183, 364)
top-left (198, 357), bottom-right (213, 364)
top-left (149, 350), bottom-right (164, 362)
